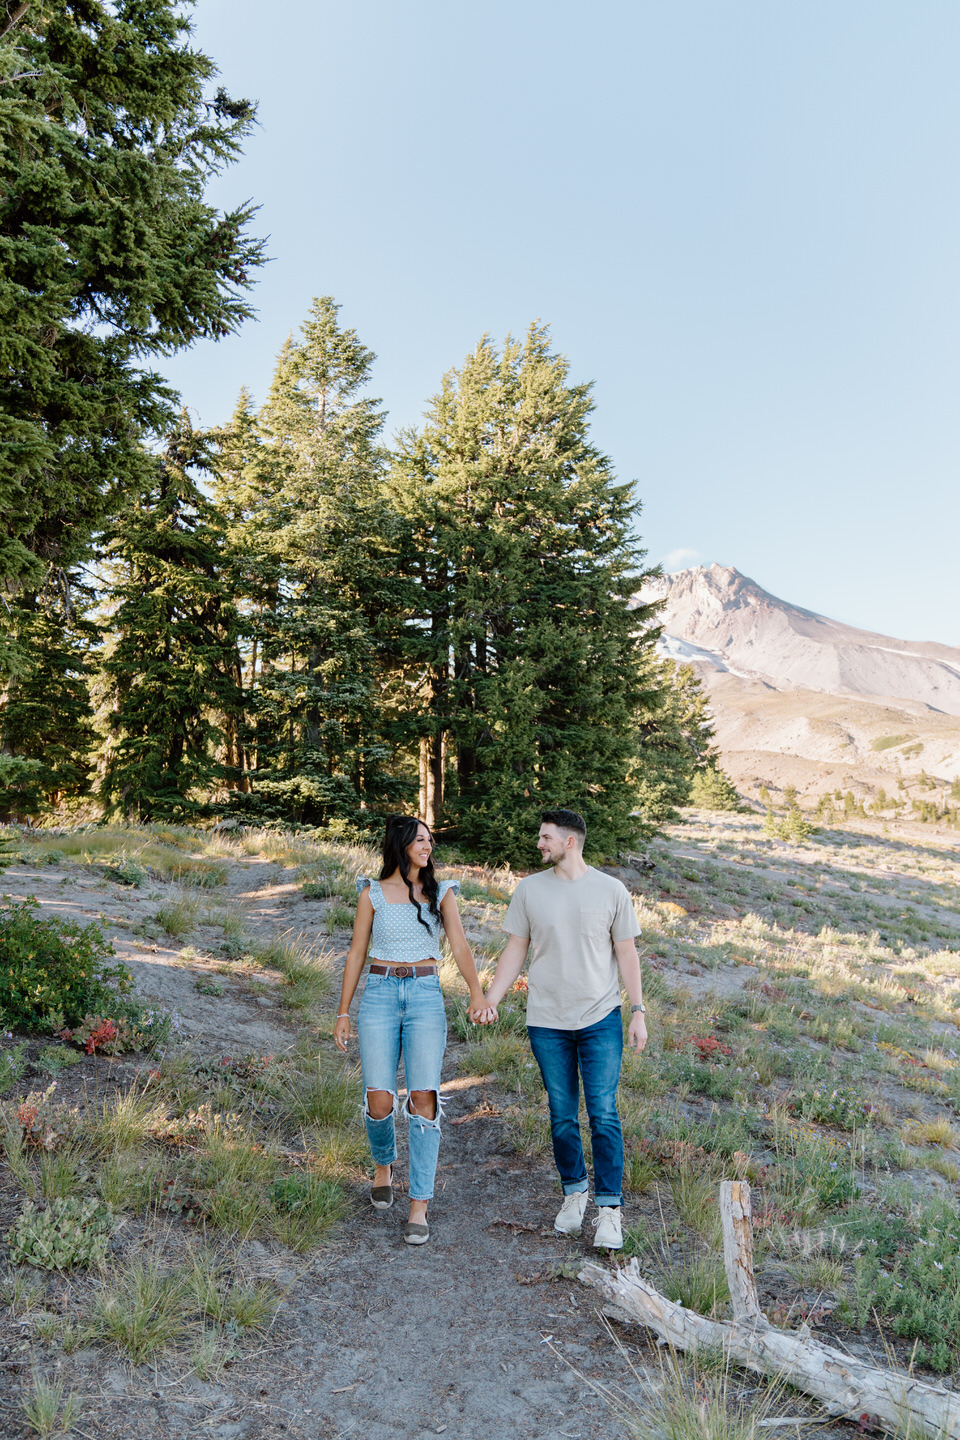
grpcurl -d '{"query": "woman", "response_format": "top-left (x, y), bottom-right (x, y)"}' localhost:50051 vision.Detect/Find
top-left (334, 815), bottom-right (487, 1245)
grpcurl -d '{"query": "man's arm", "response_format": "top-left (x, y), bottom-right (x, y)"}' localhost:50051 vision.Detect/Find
top-left (481, 933), bottom-right (530, 1017)
top-left (615, 937), bottom-right (648, 1053)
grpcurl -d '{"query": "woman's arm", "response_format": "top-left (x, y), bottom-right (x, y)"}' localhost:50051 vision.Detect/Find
top-left (334, 889), bottom-right (374, 1052)
top-left (482, 933), bottom-right (530, 1016)
top-left (440, 889), bottom-right (487, 1020)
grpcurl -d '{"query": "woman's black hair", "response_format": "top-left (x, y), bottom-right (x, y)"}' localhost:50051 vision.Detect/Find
top-left (379, 816), bottom-right (441, 931)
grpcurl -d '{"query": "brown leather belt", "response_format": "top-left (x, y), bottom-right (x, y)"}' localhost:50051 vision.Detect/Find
top-left (368, 963), bottom-right (437, 979)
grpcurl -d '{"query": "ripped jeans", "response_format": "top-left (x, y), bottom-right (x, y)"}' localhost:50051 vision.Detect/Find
top-left (357, 970), bottom-right (447, 1201)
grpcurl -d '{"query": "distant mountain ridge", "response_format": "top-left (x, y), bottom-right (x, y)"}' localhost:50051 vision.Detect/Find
top-left (644, 565), bottom-right (960, 718)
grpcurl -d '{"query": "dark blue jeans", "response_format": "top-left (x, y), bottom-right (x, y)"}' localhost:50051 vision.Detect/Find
top-left (527, 1006), bottom-right (624, 1208)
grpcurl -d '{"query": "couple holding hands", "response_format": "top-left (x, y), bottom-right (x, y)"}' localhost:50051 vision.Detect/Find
top-left (333, 810), bottom-right (648, 1248)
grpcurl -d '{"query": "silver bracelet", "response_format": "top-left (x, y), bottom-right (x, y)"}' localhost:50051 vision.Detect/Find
top-left (337, 1013), bottom-right (349, 1019)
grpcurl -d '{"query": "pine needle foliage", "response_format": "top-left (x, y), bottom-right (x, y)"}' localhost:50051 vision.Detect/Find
top-left (0, 0), bottom-right (264, 660)
top-left (0, 577), bottom-right (99, 810)
top-left (212, 297), bottom-right (402, 824)
top-left (389, 324), bottom-right (663, 863)
top-left (100, 416), bottom-right (244, 821)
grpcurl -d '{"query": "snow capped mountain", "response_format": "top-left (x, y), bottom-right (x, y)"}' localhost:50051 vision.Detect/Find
top-left (635, 565), bottom-right (960, 795)
top-left (642, 564), bottom-right (960, 717)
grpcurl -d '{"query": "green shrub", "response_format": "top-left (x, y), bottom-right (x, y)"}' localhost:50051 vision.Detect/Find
top-left (58, 1003), bottom-right (176, 1056)
top-left (35, 1046), bottom-right (82, 1077)
top-left (102, 856), bottom-right (147, 887)
top-left (8, 1196), bottom-right (114, 1269)
top-left (0, 1042), bottom-right (28, 1088)
top-left (0, 899), bottom-right (133, 1031)
top-left (854, 1201), bottom-right (960, 1371)
top-left (789, 1083), bottom-right (872, 1131)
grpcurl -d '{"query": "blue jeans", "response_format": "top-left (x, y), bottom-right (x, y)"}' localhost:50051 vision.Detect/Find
top-left (527, 1006), bottom-right (624, 1208)
top-left (357, 971), bottom-right (447, 1202)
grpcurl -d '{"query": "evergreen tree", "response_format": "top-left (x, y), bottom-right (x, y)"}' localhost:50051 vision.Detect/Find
top-left (207, 387), bottom-right (279, 788)
top-left (389, 325), bottom-right (663, 863)
top-left (633, 659), bottom-right (707, 827)
top-left (0, 0), bottom-right (264, 654)
top-left (689, 765), bottom-right (741, 811)
top-left (0, 575), bottom-right (98, 807)
top-left (100, 416), bottom-right (243, 820)
top-left (213, 299), bottom-right (399, 824)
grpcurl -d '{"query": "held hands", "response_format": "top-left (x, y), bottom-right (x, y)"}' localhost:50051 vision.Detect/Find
top-left (468, 995), bottom-right (499, 1025)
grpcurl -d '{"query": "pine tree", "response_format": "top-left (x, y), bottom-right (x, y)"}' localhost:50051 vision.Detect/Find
top-left (689, 765), bottom-right (741, 812)
top-left (0, 575), bottom-right (98, 807)
top-left (213, 299), bottom-right (399, 824)
top-left (389, 324), bottom-right (663, 863)
top-left (633, 659), bottom-right (712, 827)
top-left (100, 415), bottom-right (243, 820)
top-left (0, 0), bottom-right (264, 652)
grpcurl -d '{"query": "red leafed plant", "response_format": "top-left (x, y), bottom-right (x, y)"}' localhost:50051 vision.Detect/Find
top-left (58, 1014), bottom-right (132, 1055)
top-left (82, 1018), bottom-right (118, 1054)
top-left (512, 975), bottom-right (529, 994)
top-left (688, 1035), bottom-right (732, 1059)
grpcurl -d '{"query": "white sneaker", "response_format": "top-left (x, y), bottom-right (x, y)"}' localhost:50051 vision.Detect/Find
top-left (593, 1206), bottom-right (623, 1250)
top-left (554, 1191), bottom-right (589, 1235)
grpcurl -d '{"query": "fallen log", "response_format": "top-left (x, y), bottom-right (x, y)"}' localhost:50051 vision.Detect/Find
top-left (579, 1182), bottom-right (960, 1440)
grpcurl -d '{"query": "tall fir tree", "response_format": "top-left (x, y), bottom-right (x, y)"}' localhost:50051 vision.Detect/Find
top-left (389, 325), bottom-right (663, 864)
top-left (0, 574), bottom-right (99, 809)
top-left (212, 298), bottom-right (400, 824)
top-left (633, 658), bottom-right (717, 826)
top-left (0, 0), bottom-right (264, 670)
top-left (100, 416), bottom-right (243, 820)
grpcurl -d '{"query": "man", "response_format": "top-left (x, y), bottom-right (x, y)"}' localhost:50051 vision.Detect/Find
top-left (480, 809), bottom-right (647, 1250)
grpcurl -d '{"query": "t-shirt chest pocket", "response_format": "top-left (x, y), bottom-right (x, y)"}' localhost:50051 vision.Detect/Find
top-left (580, 908), bottom-right (611, 942)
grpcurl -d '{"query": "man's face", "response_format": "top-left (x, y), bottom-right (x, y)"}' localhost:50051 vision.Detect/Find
top-left (537, 824), bottom-right (569, 864)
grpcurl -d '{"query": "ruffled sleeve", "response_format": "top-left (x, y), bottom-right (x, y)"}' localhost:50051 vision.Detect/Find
top-left (439, 878), bottom-right (461, 901)
top-left (355, 875), bottom-right (371, 895)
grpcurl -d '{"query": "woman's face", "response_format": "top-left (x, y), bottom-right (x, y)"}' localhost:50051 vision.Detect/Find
top-left (406, 824), bottom-right (433, 869)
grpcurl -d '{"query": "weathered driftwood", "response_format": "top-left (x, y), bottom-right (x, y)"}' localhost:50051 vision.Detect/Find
top-left (720, 1179), bottom-right (761, 1320)
top-left (579, 1182), bottom-right (960, 1440)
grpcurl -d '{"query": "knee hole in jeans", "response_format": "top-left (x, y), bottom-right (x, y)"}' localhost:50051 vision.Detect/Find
top-left (408, 1089), bottom-right (438, 1121)
top-left (364, 1088), bottom-right (396, 1121)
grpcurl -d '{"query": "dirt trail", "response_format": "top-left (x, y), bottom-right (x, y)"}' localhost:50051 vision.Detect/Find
top-left (1, 855), bottom-right (658, 1440)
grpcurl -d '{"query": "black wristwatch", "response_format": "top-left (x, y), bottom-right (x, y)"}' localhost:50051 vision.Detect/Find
top-left (631, 1003), bottom-right (645, 1014)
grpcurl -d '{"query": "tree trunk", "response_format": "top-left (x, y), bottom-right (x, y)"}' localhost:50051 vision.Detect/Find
top-left (419, 730), bottom-right (445, 828)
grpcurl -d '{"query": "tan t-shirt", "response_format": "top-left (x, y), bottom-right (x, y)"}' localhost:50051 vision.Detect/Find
top-left (502, 866), bottom-right (641, 1030)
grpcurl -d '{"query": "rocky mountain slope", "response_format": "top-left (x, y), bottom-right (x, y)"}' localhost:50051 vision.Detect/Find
top-left (641, 565), bottom-right (960, 802)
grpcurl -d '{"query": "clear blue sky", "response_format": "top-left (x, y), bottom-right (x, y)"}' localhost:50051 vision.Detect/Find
top-left (164, 1), bottom-right (960, 646)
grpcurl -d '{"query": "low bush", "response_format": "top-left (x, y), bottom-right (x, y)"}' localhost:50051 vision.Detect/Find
top-left (788, 1083), bottom-right (873, 1132)
top-left (8, 1196), bottom-right (114, 1269)
top-left (101, 856), bottom-right (147, 887)
top-left (0, 898), bottom-right (133, 1032)
top-left (854, 1201), bottom-right (960, 1371)
top-left (57, 1001), bottom-right (176, 1056)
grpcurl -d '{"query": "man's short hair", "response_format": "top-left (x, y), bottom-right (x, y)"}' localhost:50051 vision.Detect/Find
top-left (541, 808), bottom-right (587, 844)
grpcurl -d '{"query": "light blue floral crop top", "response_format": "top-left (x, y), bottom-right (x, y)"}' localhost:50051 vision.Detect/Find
top-left (356, 876), bottom-right (460, 963)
